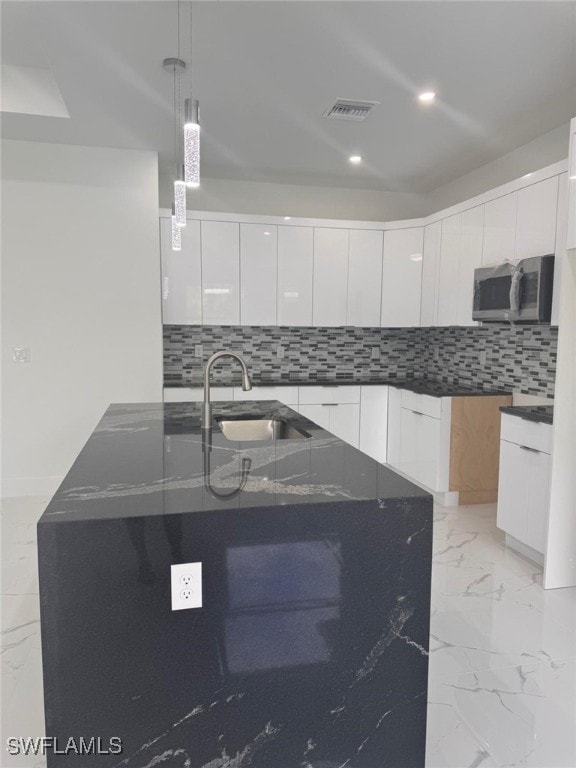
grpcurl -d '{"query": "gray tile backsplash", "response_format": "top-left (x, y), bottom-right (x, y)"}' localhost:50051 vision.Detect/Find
top-left (164, 324), bottom-right (557, 397)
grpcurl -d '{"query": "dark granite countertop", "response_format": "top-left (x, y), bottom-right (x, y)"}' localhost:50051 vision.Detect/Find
top-left (164, 377), bottom-right (512, 398)
top-left (500, 404), bottom-right (554, 425)
top-left (38, 400), bottom-right (433, 767)
top-left (40, 400), bottom-right (429, 525)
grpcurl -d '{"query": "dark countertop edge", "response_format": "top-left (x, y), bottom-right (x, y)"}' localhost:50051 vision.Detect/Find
top-left (499, 405), bottom-right (554, 425)
top-left (163, 379), bottom-right (513, 398)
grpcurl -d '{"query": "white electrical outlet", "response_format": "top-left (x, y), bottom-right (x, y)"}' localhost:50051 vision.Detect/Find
top-left (171, 562), bottom-right (202, 610)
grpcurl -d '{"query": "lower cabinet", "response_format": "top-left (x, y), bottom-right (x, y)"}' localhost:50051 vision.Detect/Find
top-left (399, 407), bottom-right (446, 491)
top-left (497, 415), bottom-right (552, 555)
top-left (359, 386), bottom-right (389, 463)
top-left (298, 403), bottom-right (360, 448)
top-left (387, 387), bottom-right (512, 501)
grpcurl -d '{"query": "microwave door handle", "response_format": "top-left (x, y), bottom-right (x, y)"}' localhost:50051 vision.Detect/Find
top-left (509, 266), bottom-right (523, 313)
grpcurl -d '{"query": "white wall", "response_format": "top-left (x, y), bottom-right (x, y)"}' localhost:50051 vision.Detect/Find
top-left (159, 174), bottom-right (429, 222)
top-left (426, 124), bottom-right (570, 214)
top-left (1, 140), bottom-right (163, 496)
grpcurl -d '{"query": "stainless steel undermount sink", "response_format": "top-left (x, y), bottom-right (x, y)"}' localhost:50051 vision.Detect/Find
top-left (215, 417), bottom-right (310, 442)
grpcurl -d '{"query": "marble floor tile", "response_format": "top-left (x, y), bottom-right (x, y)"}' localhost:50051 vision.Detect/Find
top-left (427, 658), bottom-right (576, 767)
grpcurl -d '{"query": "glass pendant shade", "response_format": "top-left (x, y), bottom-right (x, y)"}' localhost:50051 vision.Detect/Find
top-left (171, 204), bottom-right (182, 251)
top-left (184, 98), bottom-right (200, 188)
top-left (174, 166), bottom-right (187, 227)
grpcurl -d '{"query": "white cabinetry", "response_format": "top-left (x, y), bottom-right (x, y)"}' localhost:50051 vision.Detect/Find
top-left (201, 221), bottom-right (240, 325)
top-left (420, 222), bottom-right (441, 326)
top-left (457, 206), bottom-right (484, 326)
top-left (437, 214), bottom-right (462, 326)
top-left (514, 177), bottom-right (558, 259)
top-left (233, 385), bottom-right (298, 406)
top-left (359, 386), bottom-right (388, 463)
top-left (277, 226), bottom-right (313, 326)
top-left (568, 124), bottom-right (576, 250)
top-left (240, 224), bottom-right (277, 325)
top-left (347, 230), bottom-right (383, 327)
top-left (160, 218), bottom-right (202, 325)
top-left (298, 386), bottom-right (361, 447)
top-left (313, 228), bottom-right (349, 326)
top-left (387, 389), bottom-right (451, 493)
top-left (481, 193), bottom-right (517, 265)
top-left (552, 174), bottom-right (568, 326)
top-left (381, 228), bottom-right (423, 327)
top-left (497, 414), bottom-right (552, 556)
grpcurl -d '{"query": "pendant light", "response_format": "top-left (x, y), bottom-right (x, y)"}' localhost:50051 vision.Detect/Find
top-left (174, 163), bottom-right (187, 227)
top-left (184, 2), bottom-right (200, 188)
top-left (171, 204), bottom-right (182, 252)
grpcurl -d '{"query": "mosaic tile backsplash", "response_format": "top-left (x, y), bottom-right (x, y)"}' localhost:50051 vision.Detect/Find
top-left (164, 324), bottom-right (557, 397)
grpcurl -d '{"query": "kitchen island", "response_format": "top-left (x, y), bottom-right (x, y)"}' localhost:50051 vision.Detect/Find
top-left (38, 401), bottom-right (433, 768)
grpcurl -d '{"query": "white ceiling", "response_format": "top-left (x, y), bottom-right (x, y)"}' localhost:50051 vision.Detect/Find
top-left (1, 1), bottom-right (575, 193)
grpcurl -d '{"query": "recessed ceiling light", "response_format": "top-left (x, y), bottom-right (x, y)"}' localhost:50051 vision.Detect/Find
top-left (349, 155), bottom-right (362, 164)
top-left (410, 253), bottom-right (423, 262)
top-left (570, 175), bottom-right (576, 180)
top-left (522, 172), bottom-right (533, 179)
top-left (263, 231), bottom-right (271, 236)
top-left (283, 216), bottom-right (292, 220)
top-left (418, 91), bottom-right (436, 103)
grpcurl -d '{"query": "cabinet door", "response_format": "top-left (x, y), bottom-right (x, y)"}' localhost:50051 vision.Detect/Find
top-left (386, 387), bottom-right (402, 469)
top-left (437, 214), bottom-right (462, 326)
top-left (420, 221), bottom-right (441, 326)
top-left (160, 218), bottom-right (202, 324)
top-left (347, 229), bottom-right (383, 327)
top-left (496, 440), bottom-right (530, 542)
top-left (381, 228), bottom-right (423, 328)
top-left (359, 386), bottom-right (388, 463)
top-left (568, 127), bottom-right (576, 250)
top-left (329, 403), bottom-right (360, 447)
top-left (457, 206), bottom-right (484, 326)
top-left (551, 174), bottom-right (568, 326)
top-left (482, 193), bottom-right (517, 265)
top-left (313, 228), bottom-right (348, 326)
top-left (240, 223), bottom-right (277, 325)
top-left (514, 177), bottom-right (559, 260)
top-left (526, 449), bottom-right (551, 553)
top-left (201, 221), bottom-right (240, 324)
top-left (297, 404), bottom-right (331, 432)
top-left (399, 409), bottom-right (441, 490)
top-left (277, 226), bottom-right (313, 326)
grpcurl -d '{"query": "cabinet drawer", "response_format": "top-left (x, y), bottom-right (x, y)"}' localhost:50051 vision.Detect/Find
top-left (298, 385), bottom-right (361, 405)
top-left (233, 386), bottom-right (299, 405)
top-left (500, 414), bottom-right (552, 454)
top-left (400, 389), bottom-right (443, 419)
top-left (163, 387), bottom-right (233, 403)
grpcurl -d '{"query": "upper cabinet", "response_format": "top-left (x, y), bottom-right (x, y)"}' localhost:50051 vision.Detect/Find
top-left (160, 164), bottom-right (567, 330)
top-left (437, 213), bottom-right (462, 326)
top-left (420, 221), bottom-right (441, 327)
top-left (201, 221), bottom-right (240, 325)
top-left (514, 176), bottom-right (558, 259)
top-left (347, 229), bottom-right (383, 327)
top-left (240, 223), bottom-right (277, 326)
top-left (381, 227), bottom-right (423, 328)
top-left (277, 226), bottom-right (313, 327)
top-left (160, 217), bottom-right (202, 325)
top-left (566, 123), bottom-right (576, 251)
top-left (457, 205), bottom-right (484, 327)
top-left (313, 228), bottom-right (349, 326)
top-left (481, 192), bottom-right (517, 265)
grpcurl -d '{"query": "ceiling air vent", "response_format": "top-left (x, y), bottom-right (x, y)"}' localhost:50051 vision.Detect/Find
top-left (323, 99), bottom-right (379, 122)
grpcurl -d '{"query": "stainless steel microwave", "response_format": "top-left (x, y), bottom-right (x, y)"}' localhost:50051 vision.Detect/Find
top-left (472, 255), bottom-right (554, 323)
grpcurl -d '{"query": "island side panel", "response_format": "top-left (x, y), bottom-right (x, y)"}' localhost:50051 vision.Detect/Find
top-left (38, 495), bottom-right (432, 768)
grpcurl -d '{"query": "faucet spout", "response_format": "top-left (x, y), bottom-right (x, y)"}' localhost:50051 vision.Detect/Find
top-left (202, 351), bottom-right (252, 430)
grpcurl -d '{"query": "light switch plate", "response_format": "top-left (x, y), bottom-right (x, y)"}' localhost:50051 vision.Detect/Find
top-left (13, 347), bottom-right (30, 363)
top-left (171, 562), bottom-right (202, 611)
